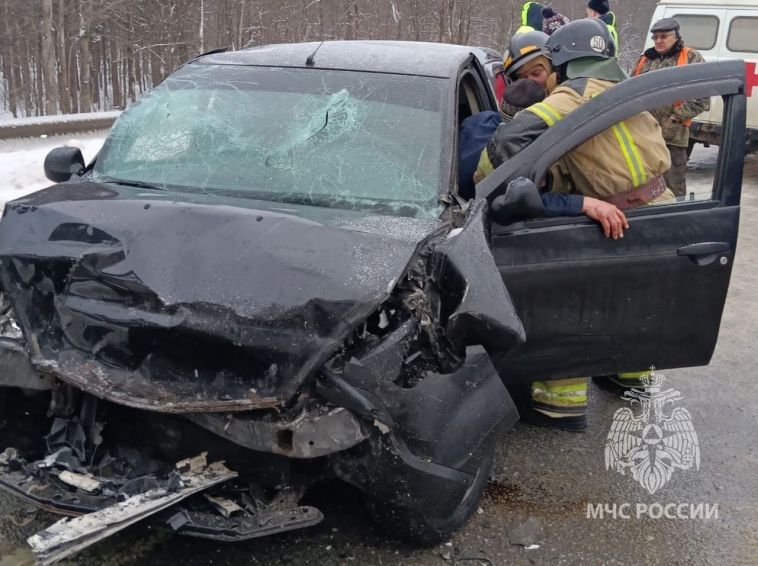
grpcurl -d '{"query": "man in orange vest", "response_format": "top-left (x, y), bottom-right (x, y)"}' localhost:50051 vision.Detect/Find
top-left (633, 18), bottom-right (710, 196)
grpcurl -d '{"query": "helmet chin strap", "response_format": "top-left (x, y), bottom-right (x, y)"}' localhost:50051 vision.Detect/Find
top-left (546, 71), bottom-right (559, 93)
top-left (556, 64), bottom-right (569, 85)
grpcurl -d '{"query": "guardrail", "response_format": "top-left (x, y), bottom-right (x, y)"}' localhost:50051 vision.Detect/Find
top-left (0, 111), bottom-right (120, 140)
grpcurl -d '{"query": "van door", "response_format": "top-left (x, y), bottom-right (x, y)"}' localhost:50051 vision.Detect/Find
top-left (721, 12), bottom-right (758, 141)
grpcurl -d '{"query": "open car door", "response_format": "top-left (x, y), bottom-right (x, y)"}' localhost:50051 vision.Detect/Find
top-left (477, 61), bottom-right (746, 382)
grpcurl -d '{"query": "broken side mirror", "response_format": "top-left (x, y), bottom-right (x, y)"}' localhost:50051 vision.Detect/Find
top-left (490, 177), bottom-right (544, 225)
top-left (44, 146), bottom-right (85, 183)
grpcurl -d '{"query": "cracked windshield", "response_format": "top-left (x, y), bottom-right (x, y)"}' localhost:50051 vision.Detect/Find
top-left (93, 64), bottom-right (446, 218)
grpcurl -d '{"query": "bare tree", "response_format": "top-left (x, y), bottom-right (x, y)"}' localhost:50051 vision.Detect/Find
top-left (0, 0), bottom-right (662, 117)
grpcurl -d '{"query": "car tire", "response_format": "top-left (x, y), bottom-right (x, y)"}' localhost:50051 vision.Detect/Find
top-left (365, 445), bottom-right (494, 544)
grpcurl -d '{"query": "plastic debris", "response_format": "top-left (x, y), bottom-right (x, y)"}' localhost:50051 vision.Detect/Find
top-left (27, 454), bottom-right (236, 565)
top-left (58, 471), bottom-right (101, 493)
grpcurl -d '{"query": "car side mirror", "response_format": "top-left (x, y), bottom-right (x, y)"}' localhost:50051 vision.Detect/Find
top-left (44, 146), bottom-right (85, 183)
top-left (490, 177), bottom-right (544, 225)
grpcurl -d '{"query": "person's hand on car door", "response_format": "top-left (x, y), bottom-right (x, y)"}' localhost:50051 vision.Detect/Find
top-left (582, 197), bottom-right (629, 240)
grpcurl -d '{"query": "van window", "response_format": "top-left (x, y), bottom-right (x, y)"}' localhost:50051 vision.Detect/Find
top-left (727, 17), bottom-right (758, 53)
top-left (672, 14), bottom-right (719, 50)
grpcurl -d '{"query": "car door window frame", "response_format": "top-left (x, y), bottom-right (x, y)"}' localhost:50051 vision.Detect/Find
top-left (476, 60), bottom-right (746, 227)
top-left (451, 62), bottom-right (500, 197)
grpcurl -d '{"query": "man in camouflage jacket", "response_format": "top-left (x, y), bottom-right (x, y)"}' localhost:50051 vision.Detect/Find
top-left (633, 17), bottom-right (710, 196)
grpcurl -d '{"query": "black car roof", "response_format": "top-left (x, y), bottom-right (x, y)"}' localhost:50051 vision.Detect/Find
top-left (197, 40), bottom-right (497, 78)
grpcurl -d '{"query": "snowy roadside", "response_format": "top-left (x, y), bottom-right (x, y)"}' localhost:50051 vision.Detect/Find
top-left (0, 132), bottom-right (106, 208)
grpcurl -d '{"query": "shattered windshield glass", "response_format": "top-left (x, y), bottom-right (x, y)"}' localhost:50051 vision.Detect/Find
top-left (93, 64), bottom-right (447, 218)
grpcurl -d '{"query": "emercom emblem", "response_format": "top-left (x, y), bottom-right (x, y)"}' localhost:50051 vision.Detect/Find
top-left (605, 370), bottom-right (700, 494)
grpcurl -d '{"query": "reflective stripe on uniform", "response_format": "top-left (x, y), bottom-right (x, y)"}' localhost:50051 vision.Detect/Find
top-left (618, 371), bottom-right (651, 381)
top-left (633, 55), bottom-right (646, 76)
top-left (674, 47), bottom-right (694, 126)
top-left (525, 101), bottom-right (563, 127)
top-left (521, 2), bottom-right (532, 26)
top-left (531, 378), bottom-right (588, 407)
top-left (611, 120), bottom-right (648, 187)
top-left (608, 25), bottom-right (619, 55)
top-left (474, 149), bottom-right (494, 183)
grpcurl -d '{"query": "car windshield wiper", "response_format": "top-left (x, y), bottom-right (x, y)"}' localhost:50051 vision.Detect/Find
top-left (99, 176), bottom-right (167, 191)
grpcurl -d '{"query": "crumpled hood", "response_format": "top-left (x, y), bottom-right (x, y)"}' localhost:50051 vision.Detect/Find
top-left (0, 182), bottom-right (438, 412)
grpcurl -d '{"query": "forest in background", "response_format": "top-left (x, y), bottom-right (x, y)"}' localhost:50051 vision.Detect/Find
top-left (0, 0), bottom-right (660, 118)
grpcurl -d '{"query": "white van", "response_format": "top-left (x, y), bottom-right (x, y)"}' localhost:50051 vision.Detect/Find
top-left (646, 0), bottom-right (758, 152)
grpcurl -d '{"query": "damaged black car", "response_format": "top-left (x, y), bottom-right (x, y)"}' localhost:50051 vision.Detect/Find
top-left (0, 41), bottom-right (747, 560)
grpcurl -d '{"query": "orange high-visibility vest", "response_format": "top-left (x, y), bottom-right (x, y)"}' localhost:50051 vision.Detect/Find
top-left (634, 47), bottom-right (694, 126)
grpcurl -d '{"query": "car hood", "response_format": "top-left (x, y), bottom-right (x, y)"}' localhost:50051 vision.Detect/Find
top-left (0, 182), bottom-right (440, 412)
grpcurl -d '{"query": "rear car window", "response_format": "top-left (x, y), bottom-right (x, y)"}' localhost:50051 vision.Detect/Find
top-left (672, 14), bottom-right (720, 50)
top-left (727, 17), bottom-right (758, 53)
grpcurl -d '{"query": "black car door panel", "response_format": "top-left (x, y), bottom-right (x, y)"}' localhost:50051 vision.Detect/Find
top-left (482, 61), bottom-right (746, 382)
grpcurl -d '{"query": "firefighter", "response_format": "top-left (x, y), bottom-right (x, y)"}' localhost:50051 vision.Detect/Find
top-left (502, 29), bottom-right (552, 87)
top-left (476, 18), bottom-right (675, 430)
top-left (633, 17), bottom-right (710, 197)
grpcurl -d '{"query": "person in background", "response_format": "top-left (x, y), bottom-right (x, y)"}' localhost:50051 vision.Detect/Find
top-left (632, 17), bottom-right (710, 197)
top-left (519, 1), bottom-right (546, 33)
top-left (586, 0), bottom-right (619, 55)
top-left (541, 6), bottom-right (569, 36)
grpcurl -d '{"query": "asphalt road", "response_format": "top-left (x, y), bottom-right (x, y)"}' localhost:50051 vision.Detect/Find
top-left (0, 147), bottom-right (756, 566)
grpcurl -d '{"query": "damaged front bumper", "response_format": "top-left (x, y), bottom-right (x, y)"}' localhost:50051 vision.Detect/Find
top-left (0, 194), bottom-right (525, 550)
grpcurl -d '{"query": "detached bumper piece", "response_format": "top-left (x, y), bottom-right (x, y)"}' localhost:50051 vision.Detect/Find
top-left (26, 453), bottom-right (236, 565)
top-left (0, 449), bottom-right (322, 564)
top-left (163, 503), bottom-right (323, 542)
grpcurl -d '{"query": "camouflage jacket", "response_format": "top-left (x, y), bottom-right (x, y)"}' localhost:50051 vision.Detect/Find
top-left (634, 42), bottom-right (710, 147)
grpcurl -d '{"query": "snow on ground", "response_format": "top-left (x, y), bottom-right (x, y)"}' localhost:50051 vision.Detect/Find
top-left (0, 131), bottom-right (106, 207)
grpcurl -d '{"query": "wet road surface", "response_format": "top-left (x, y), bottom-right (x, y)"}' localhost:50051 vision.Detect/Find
top-left (0, 147), bottom-right (757, 565)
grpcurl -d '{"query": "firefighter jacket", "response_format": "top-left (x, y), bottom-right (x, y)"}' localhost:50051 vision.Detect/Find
top-left (633, 42), bottom-right (710, 147)
top-left (461, 111), bottom-right (584, 216)
top-left (476, 76), bottom-right (675, 203)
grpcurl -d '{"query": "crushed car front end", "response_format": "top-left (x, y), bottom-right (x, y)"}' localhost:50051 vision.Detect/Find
top-left (0, 189), bottom-right (521, 546)
top-left (0, 44), bottom-right (526, 555)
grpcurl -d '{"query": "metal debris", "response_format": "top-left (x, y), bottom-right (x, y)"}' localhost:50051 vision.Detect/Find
top-left (26, 455), bottom-right (236, 565)
top-left (438, 541), bottom-right (453, 560)
top-left (175, 452), bottom-right (209, 475)
top-left (204, 494), bottom-right (244, 518)
top-left (58, 471), bottom-right (101, 493)
top-left (0, 447), bottom-right (18, 466)
top-left (166, 510), bottom-right (191, 531)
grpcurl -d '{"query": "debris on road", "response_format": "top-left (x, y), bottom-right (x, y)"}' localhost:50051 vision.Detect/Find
top-left (507, 515), bottom-right (543, 548)
top-left (26, 454), bottom-right (236, 565)
top-left (57, 471), bottom-right (101, 494)
top-left (438, 541), bottom-right (453, 560)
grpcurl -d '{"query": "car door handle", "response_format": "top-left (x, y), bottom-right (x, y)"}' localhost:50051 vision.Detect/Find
top-left (677, 242), bottom-right (731, 266)
top-left (677, 242), bottom-right (730, 256)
